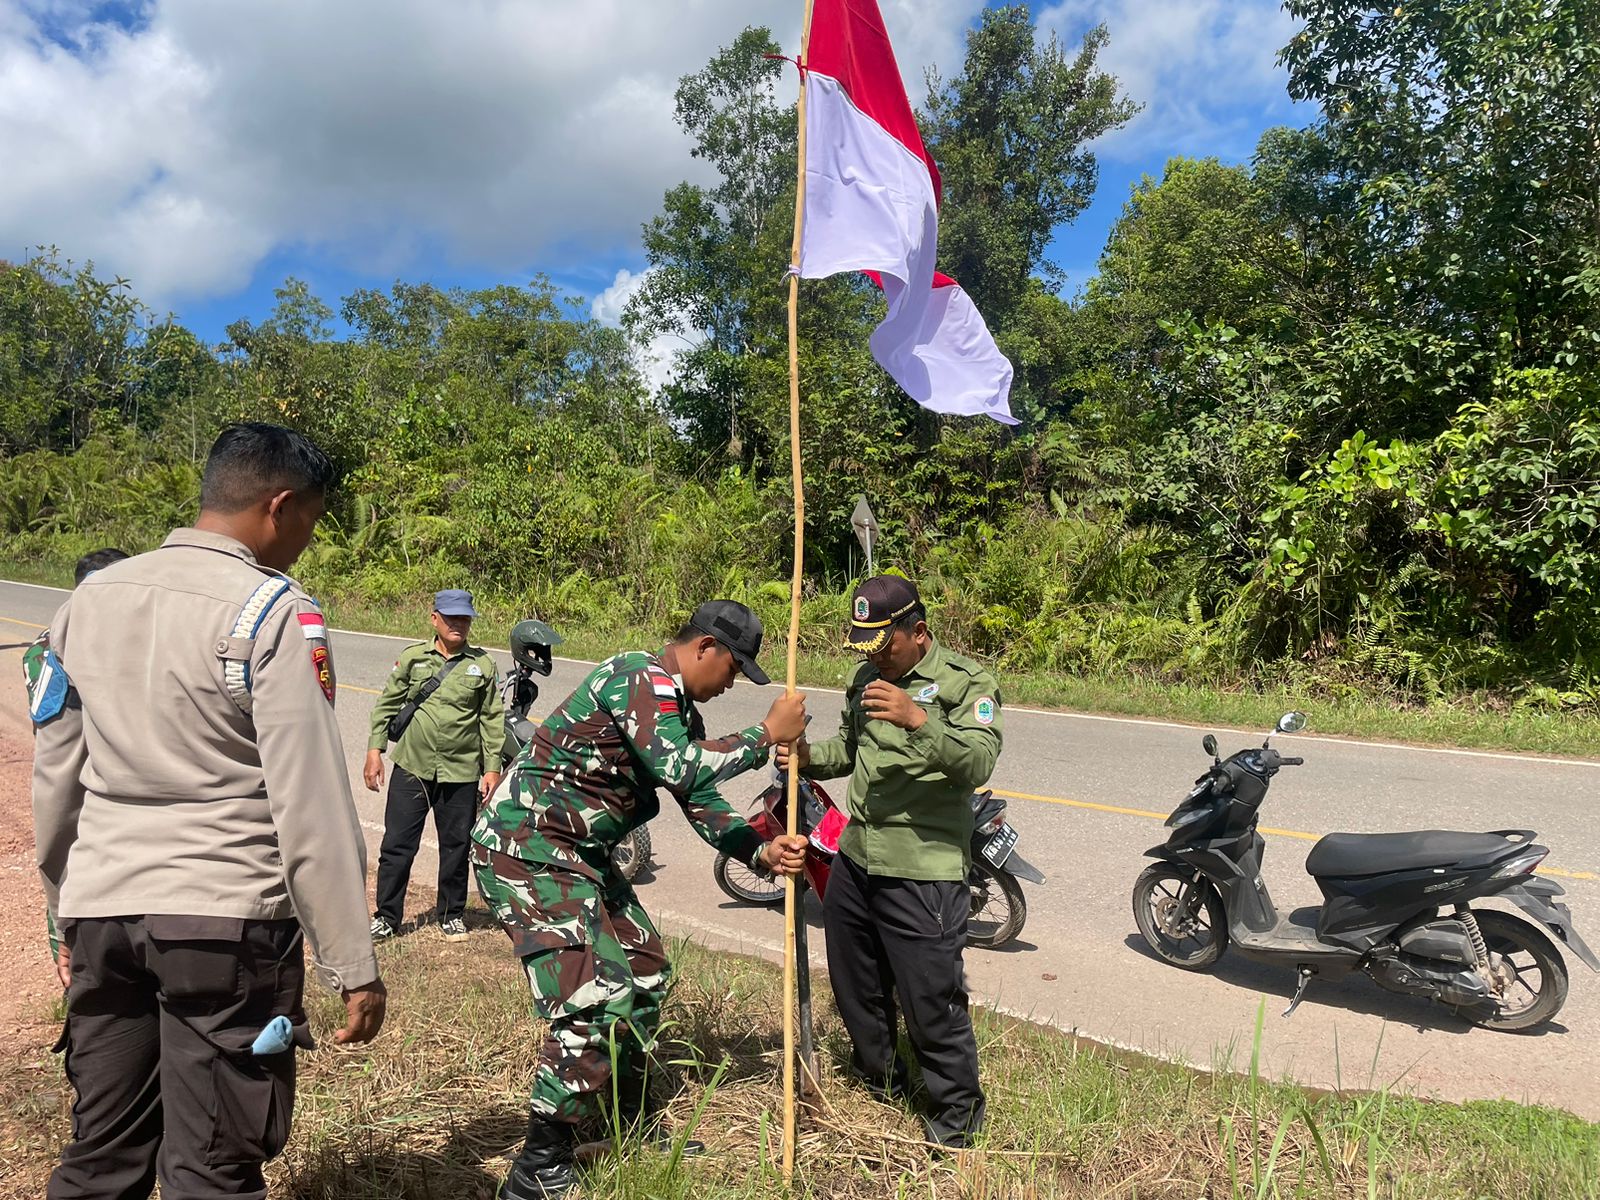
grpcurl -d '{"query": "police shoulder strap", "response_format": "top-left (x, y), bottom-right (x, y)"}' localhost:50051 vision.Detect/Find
top-left (216, 577), bottom-right (295, 715)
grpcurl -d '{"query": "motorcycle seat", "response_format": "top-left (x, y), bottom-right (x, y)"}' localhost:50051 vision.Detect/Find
top-left (1306, 830), bottom-right (1524, 878)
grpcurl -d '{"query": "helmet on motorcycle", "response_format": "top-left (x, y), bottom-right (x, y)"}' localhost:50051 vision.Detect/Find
top-left (509, 619), bottom-right (562, 676)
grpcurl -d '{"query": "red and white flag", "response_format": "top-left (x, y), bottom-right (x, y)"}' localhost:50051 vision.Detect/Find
top-left (797, 0), bottom-right (1017, 425)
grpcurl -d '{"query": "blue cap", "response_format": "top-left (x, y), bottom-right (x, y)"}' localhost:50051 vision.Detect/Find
top-left (434, 589), bottom-right (478, 618)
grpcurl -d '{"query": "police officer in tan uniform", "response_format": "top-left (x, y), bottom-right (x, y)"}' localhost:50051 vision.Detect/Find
top-left (32, 423), bottom-right (387, 1200)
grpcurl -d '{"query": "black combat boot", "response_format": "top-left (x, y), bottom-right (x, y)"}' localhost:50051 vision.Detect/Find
top-left (498, 1114), bottom-right (576, 1199)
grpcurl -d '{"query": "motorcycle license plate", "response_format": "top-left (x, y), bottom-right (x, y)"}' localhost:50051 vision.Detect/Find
top-left (979, 823), bottom-right (1018, 868)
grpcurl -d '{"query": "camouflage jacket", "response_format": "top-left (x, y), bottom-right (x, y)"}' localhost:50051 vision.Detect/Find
top-left (470, 650), bottom-right (769, 880)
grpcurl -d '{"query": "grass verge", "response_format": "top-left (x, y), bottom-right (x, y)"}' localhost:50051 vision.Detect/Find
top-left (1, 922), bottom-right (1595, 1199)
top-left (4, 557), bottom-right (1598, 758)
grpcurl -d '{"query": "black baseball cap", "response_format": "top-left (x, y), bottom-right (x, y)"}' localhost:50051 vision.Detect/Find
top-left (846, 576), bottom-right (924, 653)
top-left (687, 600), bottom-right (771, 685)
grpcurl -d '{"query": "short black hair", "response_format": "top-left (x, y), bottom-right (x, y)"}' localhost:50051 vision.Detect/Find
top-left (74, 547), bottom-right (129, 586)
top-left (200, 423), bottom-right (337, 514)
top-left (890, 606), bottom-right (926, 635)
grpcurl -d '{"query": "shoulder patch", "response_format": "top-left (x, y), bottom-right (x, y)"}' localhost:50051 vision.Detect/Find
top-left (299, 605), bottom-right (336, 705)
top-left (647, 669), bottom-right (681, 715)
top-left (973, 696), bottom-right (997, 726)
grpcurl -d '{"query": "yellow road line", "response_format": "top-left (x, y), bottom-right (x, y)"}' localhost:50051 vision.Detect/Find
top-left (989, 787), bottom-right (1597, 883)
top-left (5, 608), bottom-right (1596, 883)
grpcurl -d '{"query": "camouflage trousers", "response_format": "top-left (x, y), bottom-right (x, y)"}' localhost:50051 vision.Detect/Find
top-left (471, 843), bottom-right (670, 1125)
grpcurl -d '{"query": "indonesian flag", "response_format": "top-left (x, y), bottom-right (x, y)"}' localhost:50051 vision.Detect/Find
top-left (797, 0), bottom-right (1017, 425)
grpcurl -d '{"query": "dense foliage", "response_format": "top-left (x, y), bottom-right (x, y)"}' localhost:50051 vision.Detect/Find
top-left (2, 1), bottom-right (1597, 708)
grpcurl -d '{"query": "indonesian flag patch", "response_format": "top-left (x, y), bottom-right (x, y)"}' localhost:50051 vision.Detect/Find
top-left (299, 611), bottom-right (336, 705)
top-left (648, 669), bottom-right (680, 716)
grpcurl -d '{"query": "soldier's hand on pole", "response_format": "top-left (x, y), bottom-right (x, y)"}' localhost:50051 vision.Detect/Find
top-left (362, 749), bottom-right (385, 793)
top-left (334, 979), bottom-right (388, 1045)
top-left (760, 834), bottom-right (809, 877)
top-left (55, 944), bottom-right (71, 991)
top-left (763, 692), bottom-right (808, 745)
top-left (774, 737), bottom-right (811, 772)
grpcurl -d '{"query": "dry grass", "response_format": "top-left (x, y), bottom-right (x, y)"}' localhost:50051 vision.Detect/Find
top-left (2, 914), bottom-right (1597, 1199)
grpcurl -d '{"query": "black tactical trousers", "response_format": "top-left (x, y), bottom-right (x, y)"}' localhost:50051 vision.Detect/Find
top-left (374, 766), bottom-right (477, 927)
top-left (49, 916), bottom-right (307, 1200)
top-left (822, 851), bottom-right (986, 1146)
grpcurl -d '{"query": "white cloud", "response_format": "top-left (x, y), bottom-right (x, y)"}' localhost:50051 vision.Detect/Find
top-left (589, 267), bottom-right (644, 329)
top-left (590, 266), bottom-right (699, 396)
top-left (0, 0), bottom-right (985, 306)
top-left (1038, 0), bottom-right (1307, 163)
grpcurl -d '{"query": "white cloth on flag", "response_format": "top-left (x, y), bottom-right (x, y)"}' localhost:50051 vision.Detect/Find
top-left (797, 0), bottom-right (1016, 425)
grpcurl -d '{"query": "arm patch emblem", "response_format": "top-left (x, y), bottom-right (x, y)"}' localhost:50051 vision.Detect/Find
top-left (298, 613), bottom-right (336, 705)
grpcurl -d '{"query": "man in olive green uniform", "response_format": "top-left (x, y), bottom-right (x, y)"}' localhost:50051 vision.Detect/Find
top-left (365, 589), bottom-right (504, 940)
top-left (32, 423), bottom-right (386, 1200)
top-left (782, 575), bottom-right (1002, 1149)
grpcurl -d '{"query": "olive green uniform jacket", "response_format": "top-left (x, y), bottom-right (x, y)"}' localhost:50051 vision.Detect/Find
top-left (804, 637), bottom-right (1003, 882)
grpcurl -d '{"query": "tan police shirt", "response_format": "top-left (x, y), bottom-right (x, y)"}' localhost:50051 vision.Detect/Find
top-left (31, 527), bottom-right (379, 991)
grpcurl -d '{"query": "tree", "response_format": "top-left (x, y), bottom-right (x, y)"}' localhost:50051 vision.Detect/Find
top-left (0, 251), bottom-right (149, 452)
top-left (922, 8), bottom-right (1138, 336)
top-left (628, 27), bottom-right (804, 465)
top-left (1281, 0), bottom-right (1600, 369)
top-left (1086, 158), bottom-right (1298, 374)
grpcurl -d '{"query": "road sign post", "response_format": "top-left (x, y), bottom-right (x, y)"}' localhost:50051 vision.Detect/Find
top-left (850, 496), bottom-right (879, 577)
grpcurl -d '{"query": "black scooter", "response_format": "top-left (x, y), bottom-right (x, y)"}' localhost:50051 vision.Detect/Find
top-left (1133, 713), bottom-right (1597, 1030)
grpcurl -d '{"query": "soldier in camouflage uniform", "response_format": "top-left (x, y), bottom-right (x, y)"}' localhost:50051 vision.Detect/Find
top-left (471, 599), bottom-right (808, 1199)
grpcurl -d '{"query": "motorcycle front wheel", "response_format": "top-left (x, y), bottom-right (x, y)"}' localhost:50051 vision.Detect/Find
top-left (1133, 863), bottom-right (1228, 970)
top-left (966, 862), bottom-right (1026, 949)
top-left (610, 826), bottom-right (652, 882)
top-left (713, 853), bottom-right (785, 906)
top-left (1454, 910), bottom-right (1569, 1032)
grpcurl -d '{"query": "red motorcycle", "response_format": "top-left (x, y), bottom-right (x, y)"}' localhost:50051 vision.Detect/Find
top-left (712, 774), bottom-right (1042, 949)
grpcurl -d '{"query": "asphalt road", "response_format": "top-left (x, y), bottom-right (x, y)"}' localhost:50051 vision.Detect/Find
top-left (5, 578), bottom-right (1598, 1118)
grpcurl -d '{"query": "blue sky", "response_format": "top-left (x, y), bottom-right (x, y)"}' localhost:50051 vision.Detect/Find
top-left (1, 0), bottom-right (1312, 360)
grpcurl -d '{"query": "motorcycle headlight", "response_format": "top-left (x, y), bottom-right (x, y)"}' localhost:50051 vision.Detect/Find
top-left (1167, 804), bottom-right (1211, 829)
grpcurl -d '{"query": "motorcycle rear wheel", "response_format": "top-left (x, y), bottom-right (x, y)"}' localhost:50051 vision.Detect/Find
top-left (967, 863), bottom-right (1026, 949)
top-left (1454, 910), bottom-right (1569, 1032)
top-left (713, 853), bottom-right (785, 907)
top-left (610, 827), bottom-right (652, 882)
top-left (1133, 864), bottom-right (1228, 970)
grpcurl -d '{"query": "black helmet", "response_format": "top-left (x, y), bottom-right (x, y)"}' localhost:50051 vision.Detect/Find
top-left (510, 619), bottom-right (562, 676)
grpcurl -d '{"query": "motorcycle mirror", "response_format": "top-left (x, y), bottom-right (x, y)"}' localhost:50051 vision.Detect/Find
top-left (1276, 711), bottom-right (1307, 734)
top-left (1202, 734), bottom-right (1218, 758)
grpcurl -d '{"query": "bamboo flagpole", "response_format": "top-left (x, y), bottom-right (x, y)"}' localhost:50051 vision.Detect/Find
top-left (782, 0), bottom-right (818, 1184)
